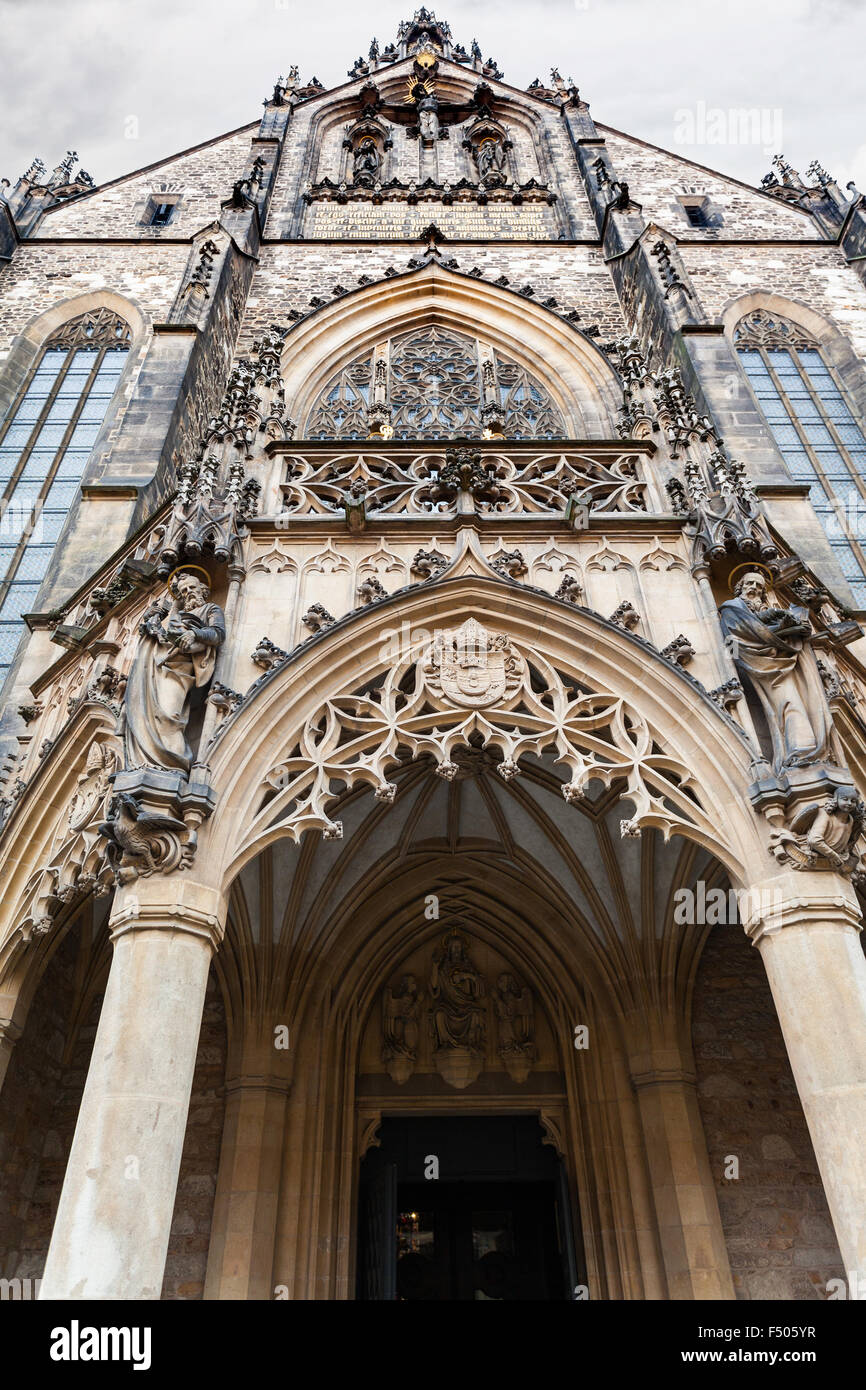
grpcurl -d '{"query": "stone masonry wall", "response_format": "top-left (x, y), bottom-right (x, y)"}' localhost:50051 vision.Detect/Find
top-left (0, 242), bottom-right (189, 362)
top-left (601, 128), bottom-right (817, 241)
top-left (680, 243), bottom-right (866, 360)
top-left (238, 242), bottom-right (626, 351)
top-left (161, 970), bottom-right (227, 1301)
top-left (34, 129), bottom-right (256, 240)
top-left (692, 921), bottom-right (844, 1299)
top-left (0, 940), bottom-right (226, 1298)
top-left (0, 925), bottom-right (84, 1278)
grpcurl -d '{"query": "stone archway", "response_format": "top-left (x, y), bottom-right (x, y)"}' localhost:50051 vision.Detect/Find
top-left (202, 738), bottom-right (742, 1301)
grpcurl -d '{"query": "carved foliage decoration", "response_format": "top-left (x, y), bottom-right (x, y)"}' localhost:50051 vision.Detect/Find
top-left (256, 620), bottom-right (718, 850)
top-left (16, 737), bottom-right (120, 942)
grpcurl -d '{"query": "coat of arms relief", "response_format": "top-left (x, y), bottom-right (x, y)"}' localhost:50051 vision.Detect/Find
top-left (422, 617), bottom-right (524, 709)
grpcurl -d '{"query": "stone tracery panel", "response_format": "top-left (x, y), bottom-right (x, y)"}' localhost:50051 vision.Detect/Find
top-left (305, 325), bottom-right (565, 441)
top-left (280, 444), bottom-right (647, 516)
top-left (250, 617), bottom-right (719, 854)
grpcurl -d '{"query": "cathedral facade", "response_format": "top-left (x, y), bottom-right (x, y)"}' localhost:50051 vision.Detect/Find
top-left (1, 10), bottom-right (866, 1302)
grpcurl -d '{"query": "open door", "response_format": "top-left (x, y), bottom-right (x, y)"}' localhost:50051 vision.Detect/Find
top-left (359, 1161), bottom-right (397, 1300)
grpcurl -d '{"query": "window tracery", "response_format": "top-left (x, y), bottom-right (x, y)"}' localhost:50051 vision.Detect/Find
top-left (735, 308), bottom-right (866, 607)
top-left (305, 325), bottom-right (565, 441)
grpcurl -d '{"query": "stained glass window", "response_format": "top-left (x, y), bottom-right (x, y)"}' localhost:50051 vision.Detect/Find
top-left (306, 326), bottom-right (565, 441)
top-left (735, 309), bottom-right (866, 609)
top-left (0, 308), bottom-right (131, 686)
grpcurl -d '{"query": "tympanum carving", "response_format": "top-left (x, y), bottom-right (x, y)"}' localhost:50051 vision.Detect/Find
top-left (429, 930), bottom-right (486, 1088)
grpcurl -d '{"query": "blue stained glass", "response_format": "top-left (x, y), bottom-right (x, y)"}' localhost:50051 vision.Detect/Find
top-left (56, 372), bottom-right (93, 398)
top-left (835, 422), bottom-right (866, 447)
top-left (770, 424), bottom-right (800, 447)
top-left (43, 479), bottom-right (79, 509)
top-left (14, 548), bottom-right (53, 581)
top-left (67, 422), bottom-right (100, 448)
top-left (0, 335), bottom-right (129, 692)
top-left (0, 626), bottom-right (22, 662)
top-left (45, 395), bottom-right (80, 424)
top-left (13, 396), bottom-right (50, 423)
top-left (54, 449), bottom-right (92, 480)
top-left (78, 397), bottom-right (111, 424)
top-left (1, 425), bottom-right (37, 450)
top-left (0, 584), bottom-right (40, 620)
top-left (32, 423), bottom-right (69, 450)
top-left (830, 543), bottom-right (866, 580)
top-left (18, 451), bottom-right (55, 482)
top-left (34, 512), bottom-right (68, 543)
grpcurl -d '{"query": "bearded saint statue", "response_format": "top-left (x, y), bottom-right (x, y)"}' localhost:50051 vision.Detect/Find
top-left (718, 570), bottom-right (835, 774)
top-left (122, 569), bottom-right (225, 774)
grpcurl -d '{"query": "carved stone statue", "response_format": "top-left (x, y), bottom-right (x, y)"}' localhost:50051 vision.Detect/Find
top-left (353, 137), bottom-right (380, 187)
top-left (718, 571), bottom-right (834, 774)
top-left (429, 930), bottom-right (486, 1088)
top-left (418, 93), bottom-right (440, 142)
top-left (769, 787), bottom-right (865, 871)
top-left (382, 974), bottom-right (422, 1084)
top-left (493, 972), bottom-right (536, 1083)
top-left (476, 137), bottom-right (506, 187)
top-left (122, 569), bottom-right (225, 774)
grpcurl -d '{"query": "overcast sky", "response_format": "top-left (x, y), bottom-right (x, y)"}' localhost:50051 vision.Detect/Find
top-left (1, 0), bottom-right (864, 195)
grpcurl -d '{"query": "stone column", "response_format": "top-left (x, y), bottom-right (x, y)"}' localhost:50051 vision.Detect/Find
top-left (742, 878), bottom-right (866, 1292)
top-left (39, 877), bottom-right (226, 1301)
top-left (204, 1027), bottom-right (293, 1301)
top-left (628, 1025), bottom-right (735, 1300)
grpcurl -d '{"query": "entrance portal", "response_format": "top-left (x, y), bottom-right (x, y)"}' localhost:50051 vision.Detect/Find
top-left (357, 1116), bottom-right (579, 1300)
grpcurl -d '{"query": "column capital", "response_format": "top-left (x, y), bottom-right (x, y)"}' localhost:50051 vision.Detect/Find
top-left (738, 873), bottom-right (861, 945)
top-left (109, 876), bottom-right (227, 950)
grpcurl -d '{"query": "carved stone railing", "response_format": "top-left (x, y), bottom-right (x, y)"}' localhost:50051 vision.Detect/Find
top-left (274, 441), bottom-right (657, 519)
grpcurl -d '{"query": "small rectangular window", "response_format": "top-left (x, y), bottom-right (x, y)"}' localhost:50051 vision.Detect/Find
top-left (150, 202), bottom-right (175, 226)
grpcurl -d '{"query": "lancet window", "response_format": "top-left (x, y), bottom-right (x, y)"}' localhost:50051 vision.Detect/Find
top-left (735, 308), bottom-right (866, 607)
top-left (0, 308), bottom-right (131, 685)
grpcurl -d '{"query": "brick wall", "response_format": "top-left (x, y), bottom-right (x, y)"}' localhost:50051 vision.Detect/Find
top-left (693, 921), bottom-right (844, 1299)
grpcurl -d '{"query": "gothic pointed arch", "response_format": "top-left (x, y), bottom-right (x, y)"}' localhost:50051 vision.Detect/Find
top-left (280, 261), bottom-right (621, 439)
top-left (199, 575), bottom-right (766, 892)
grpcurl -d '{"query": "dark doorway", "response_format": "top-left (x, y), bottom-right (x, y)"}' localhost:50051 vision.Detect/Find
top-left (357, 1115), bottom-right (581, 1300)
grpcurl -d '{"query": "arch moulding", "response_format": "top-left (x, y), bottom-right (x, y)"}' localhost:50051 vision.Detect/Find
top-left (280, 261), bottom-right (622, 438)
top-left (205, 576), bottom-right (765, 892)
